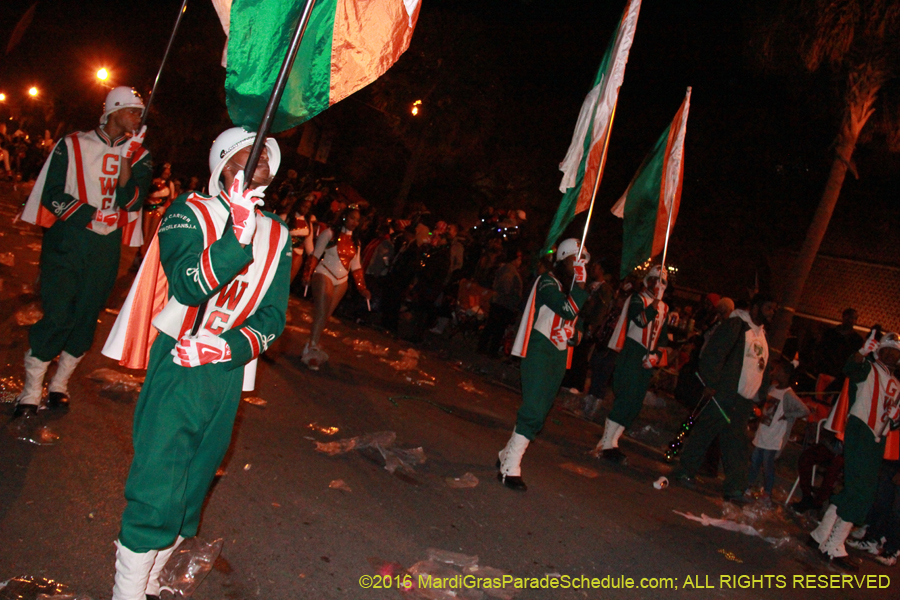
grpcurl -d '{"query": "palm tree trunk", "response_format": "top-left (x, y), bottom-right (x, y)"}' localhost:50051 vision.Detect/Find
top-left (768, 109), bottom-right (869, 354)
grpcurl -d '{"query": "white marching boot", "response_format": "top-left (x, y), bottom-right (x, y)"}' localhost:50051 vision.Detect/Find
top-left (820, 517), bottom-right (860, 571)
top-left (594, 419), bottom-right (627, 463)
top-left (810, 504), bottom-right (839, 545)
top-left (14, 350), bottom-right (50, 417)
top-left (611, 423), bottom-right (626, 448)
top-left (497, 431), bottom-right (530, 491)
top-left (47, 351), bottom-right (84, 409)
top-left (145, 536), bottom-right (185, 597)
top-left (112, 540), bottom-right (158, 600)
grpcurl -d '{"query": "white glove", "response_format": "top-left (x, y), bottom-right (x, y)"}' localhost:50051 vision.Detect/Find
top-left (171, 331), bottom-right (232, 367)
top-left (229, 171), bottom-right (265, 244)
top-left (860, 329), bottom-right (879, 356)
top-left (573, 258), bottom-right (587, 283)
top-left (642, 354), bottom-right (660, 369)
top-left (120, 125), bottom-right (147, 160)
top-left (94, 207), bottom-right (119, 227)
top-left (655, 277), bottom-right (668, 300)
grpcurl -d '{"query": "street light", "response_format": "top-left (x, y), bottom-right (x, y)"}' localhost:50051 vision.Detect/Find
top-left (28, 87), bottom-right (38, 98)
top-left (0, 93), bottom-right (5, 102)
top-left (411, 99), bottom-right (422, 116)
top-left (97, 68), bottom-right (109, 81)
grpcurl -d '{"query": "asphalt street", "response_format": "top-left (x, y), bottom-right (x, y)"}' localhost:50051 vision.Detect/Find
top-left (0, 180), bottom-right (892, 600)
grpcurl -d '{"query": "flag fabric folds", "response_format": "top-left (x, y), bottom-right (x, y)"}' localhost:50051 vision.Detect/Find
top-left (612, 87), bottom-right (691, 278)
top-left (218, 0), bottom-right (421, 133)
top-left (543, 0), bottom-right (642, 253)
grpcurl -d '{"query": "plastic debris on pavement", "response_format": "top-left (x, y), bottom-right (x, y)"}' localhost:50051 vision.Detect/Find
top-left (158, 537), bottom-right (225, 597)
top-left (383, 348), bottom-right (420, 371)
top-left (315, 431), bottom-right (397, 456)
top-left (408, 561), bottom-right (484, 600)
top-left (379, 445), bottom-right (426, 475)
top-left (242, 396), bottom-right (267, 407)
top-left (307, 423), bottom-right (340, 436)
top-left (0, 578), bottom-right (95, 599)
top-left (316, 431), bottom-right (427, 474)
top-left (342, 338), bottom-right (390, 356)
top-left (426, 549), bottom-right (479, 568)
top-left (719, 497), bottom-right (794, 547)
top-left (15, 303), bottom-right (43, 326)
top-left (458, 380), bottom-right (485, 395)
top-left (445, 472), bottom-right (479, 488)
top-left (406, 370), bottom-right (436, 386)
top-left (329, 479), bottom-right (352, 492)
top-left (0, 252), bottom-right (14, 267)
top-left (86, 369), bottom-right (144, 392)
top-left (0, 375), bottom-right (23, 404)
top-left (384, 549), bottom-right (517, 600)
top-left (674, 510), bottom-right (763, 539)
top-left (8, 414), bottom-right (59, 446)
top-left (559, 463), bottom-right (599, 478)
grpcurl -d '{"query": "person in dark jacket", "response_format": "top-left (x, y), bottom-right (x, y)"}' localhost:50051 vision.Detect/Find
top-left (673, 294), bottom-right (776, 503)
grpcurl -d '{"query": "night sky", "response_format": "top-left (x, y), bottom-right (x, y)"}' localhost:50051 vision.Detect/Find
top-left (2, 0), bottom-right (899, 297)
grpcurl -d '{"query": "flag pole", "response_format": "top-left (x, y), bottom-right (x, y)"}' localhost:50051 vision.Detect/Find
top-left (140, 0), bottom-right (189, 130)
top-left (659, 191), bottom-right (675, 270)
top-left (570, 100), bottom-right (618, 291)
top-left (191, 0), bottom-right (318, 336)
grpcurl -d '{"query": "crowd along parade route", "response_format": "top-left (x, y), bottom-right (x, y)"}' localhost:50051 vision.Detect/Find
top-left (0, 181), bottom-right (893, 599)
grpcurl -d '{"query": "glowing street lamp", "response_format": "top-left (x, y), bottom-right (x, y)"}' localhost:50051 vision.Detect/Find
top-left (411, 99), bottom-right (422, 116)
top-left (97, 68), bottom-right (109, 81)
top-left (28, 87), bottom-right (39, 98)
top-left (0, 93), bottom-right (6, 102)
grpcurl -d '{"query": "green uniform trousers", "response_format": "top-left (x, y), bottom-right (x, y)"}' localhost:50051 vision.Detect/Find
top-left (119, 332), bottom-right (244, 552)
top-left (832, 416), bottom-right (885, 525)
top-left (609, 338), bottom-right (655, 428)
top-left (516, 335), bottom-right (568, 440)
top-left (30, 222), bottom-right (122, 361)
top-left (678, 392), bottom-right (755, 497)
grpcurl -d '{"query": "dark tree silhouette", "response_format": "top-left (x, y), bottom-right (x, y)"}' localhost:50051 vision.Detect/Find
top-left (756, 0), bottom-right (900, 352)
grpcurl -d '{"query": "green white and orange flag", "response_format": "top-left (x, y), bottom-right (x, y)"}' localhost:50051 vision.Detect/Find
top-left (543, 0), bottom-right (642, 254)
top-left (212, 0), bottom-right (421, 133)
top-left (612, 87), bottom-right (691, 278)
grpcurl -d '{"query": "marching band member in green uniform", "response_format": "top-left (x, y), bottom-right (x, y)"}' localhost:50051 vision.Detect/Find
top-left (811, 331), bottom-right (900, 571)
top-left (106, 128), bottom-right (291, 600)
top-left (497, 239), bottom-right (588, 491)
top-left (593, 265), bottom-right (669, 463)
top-left (15, 87), bottom-right (151, 416)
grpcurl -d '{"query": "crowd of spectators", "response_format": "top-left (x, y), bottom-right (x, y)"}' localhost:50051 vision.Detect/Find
top-left (6, 131), bottom-right (897, 568)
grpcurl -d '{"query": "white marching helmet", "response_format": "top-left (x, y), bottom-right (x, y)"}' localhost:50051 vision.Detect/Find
top-left (644, 264), bottom-right (667, 287)
top-left (208, 127), bottom-right (281, 196)
top-left (101, 86), bottom-right (144, 125)
top-left (556, 238), bottom-right (590, 263)
top-left (879, 332), bottom-right (900, 352)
